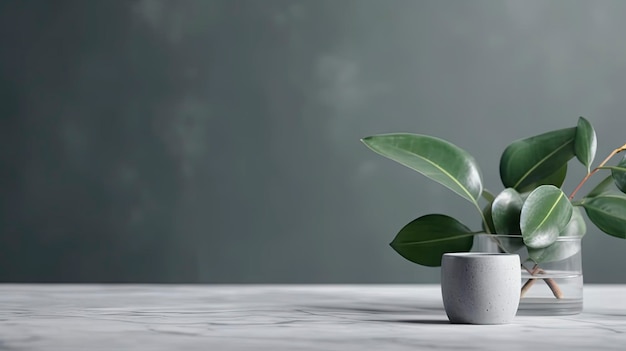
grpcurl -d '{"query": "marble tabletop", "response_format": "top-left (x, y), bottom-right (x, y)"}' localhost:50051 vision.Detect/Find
top-left (0, 284), bottom-right (624, 350)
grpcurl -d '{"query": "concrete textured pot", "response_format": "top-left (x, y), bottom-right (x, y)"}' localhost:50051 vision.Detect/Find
top-left (441, 252), bottom-right (521, 324)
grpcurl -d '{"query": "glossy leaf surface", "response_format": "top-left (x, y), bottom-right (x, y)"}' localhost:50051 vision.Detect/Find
top-left (500, 128), bottom-right (576, 192)
top-left (520, 163), bottom-right (568, 193)
top-left (390, 214), bottom-right (474, 267)
top-left (491, 188), bottom-right (523, 235)
top-left (610, 156), bottom-right (626, 193)
top-left (362, 134), bottom-right (483, 204)
top-left (574, 116), bottom-right (597, 173)
top-left (520, 185), bottom-right (573, 249)
top-left (528, 207), bottom-right (586, 263)
top-left (495, 235), bottom-right (526, 255)
top-left (528, 240), bottom-right (580, 264)
top-left (582, 194), bottom-right (626, 239)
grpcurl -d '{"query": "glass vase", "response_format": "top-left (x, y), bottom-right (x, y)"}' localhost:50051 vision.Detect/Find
top-left (473, 234), bottom-right (583, 316)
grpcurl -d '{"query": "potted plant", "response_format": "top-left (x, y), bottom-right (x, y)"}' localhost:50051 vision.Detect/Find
top-left (362, 117), bottom-right (626, 315)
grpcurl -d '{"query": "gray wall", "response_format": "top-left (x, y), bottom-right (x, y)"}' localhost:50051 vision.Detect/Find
top-left (1, 0), bottom-right (625, 283)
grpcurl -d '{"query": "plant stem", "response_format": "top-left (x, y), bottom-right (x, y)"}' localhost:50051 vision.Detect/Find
top-left (520, 264), bottom-right (563, 299)
top-left (569, 143), bottom-right (626, 200)
top-left (543, 274), bottom-right (564, 299)
top-left (483, 238), bottom-right (563, 299)
top-left (520, 265), bottom-right (540, 298)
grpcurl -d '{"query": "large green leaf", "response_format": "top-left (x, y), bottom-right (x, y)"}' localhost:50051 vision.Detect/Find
top-left (520, 185), bottom-right (573, 249)
top-left (609, 156), bottom-right (626, 193)
top-left (581, 194), bottom-right (626, 239)
top-left (501, 164), bottom-right (568, 195)
top-left (389, 214), bottom-right (474, 267)
top-left (574, 116), bottom-right (597, 173)
top-left (527, 207), bottom-right (586, 263)
top-left (521, 163), bottom-right (568, 193)
top-left (491, 188), bottom-right (523, 235)
top-left (362, 134), bottom-right (483, 204)
top-left (500, 127), bottom-right (576, 192)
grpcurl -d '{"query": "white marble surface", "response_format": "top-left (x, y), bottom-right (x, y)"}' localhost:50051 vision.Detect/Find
top-left (0, 284), bottom-right (625, 350)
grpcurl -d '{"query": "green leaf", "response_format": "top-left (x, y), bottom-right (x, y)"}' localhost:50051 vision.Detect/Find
top-left (481, 204), bottom-right (496, 234)
top-left (361, 134), bottom-right (483, 205)
top-left (491, 188), bottom-right (523, 234)
top-left (528, 239), bottom-right (580, 264)
top-left (610, 156), bottom-right (626, 193)
top-left (509, 164), bottom-right (568, 194)
top-left (521, 163), bottom-right (568, 193)
top-left (495, 235), bottom-right (526, 254)
top-left (527, 207), bottom-right (586, 263)
top-left (389, 214), bottom-right (474, 267)
top-left (559, 206), bottom-right (587, 238)
top-left (520, 185), bottom-right (573, 249)
top-left (586, 174), bottom-right (617, 198)
top-left (500, 127), bottom-right (576, 192)
top-left (574, 116), bottom-right (597, 173)
top-left (581, 194), bottom-right (626, 239)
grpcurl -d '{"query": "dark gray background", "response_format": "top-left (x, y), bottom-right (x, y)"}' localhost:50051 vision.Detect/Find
top-left (1, 0), bottom-right (625, 283)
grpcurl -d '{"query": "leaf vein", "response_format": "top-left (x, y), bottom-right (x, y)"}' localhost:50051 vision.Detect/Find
top-left (513, 139), bottom-right (573, 189)
top-left (534, 193), bottom-right (566, 232)
top-left (390, 146), bottom-right (478, 203)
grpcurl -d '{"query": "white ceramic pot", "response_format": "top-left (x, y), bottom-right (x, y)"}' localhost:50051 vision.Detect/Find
top-left (441, 252), bottom-right (521, 324)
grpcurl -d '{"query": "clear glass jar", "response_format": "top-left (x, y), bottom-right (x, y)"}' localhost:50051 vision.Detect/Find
top-left (473, 234), bottom-right (583, 316)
